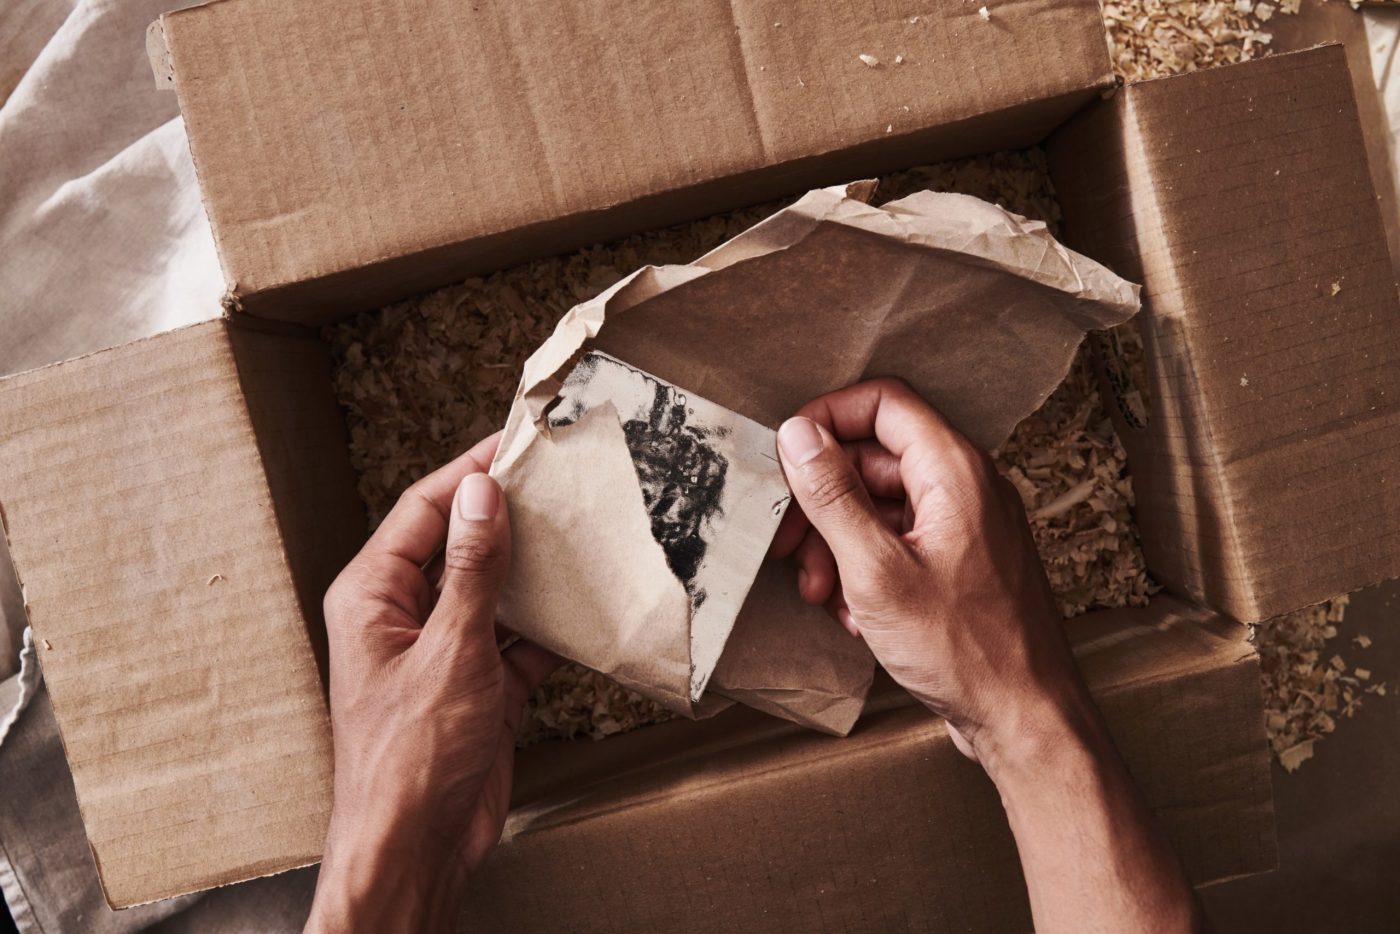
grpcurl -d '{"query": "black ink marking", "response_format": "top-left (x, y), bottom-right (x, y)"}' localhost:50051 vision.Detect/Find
top-left (547, 353), bottom-right (729, 608)
top-left (621, 380), bottom-right (728, 594)
top-left (544, 353), bottom-right (599, 428)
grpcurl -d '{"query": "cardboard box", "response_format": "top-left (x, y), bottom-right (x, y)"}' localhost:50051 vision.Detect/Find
top-left (1, 0), bottom-right (1397, 921)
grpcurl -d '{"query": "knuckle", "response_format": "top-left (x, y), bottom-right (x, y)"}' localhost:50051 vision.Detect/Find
top-left (322, 576), bottom-right (352, 622)
top-left (802, 461), bottom-right (862, 513)
top-left (870, 374), bottom-right (913, 397)
top-left (444, 536), bottom-right (503, 577)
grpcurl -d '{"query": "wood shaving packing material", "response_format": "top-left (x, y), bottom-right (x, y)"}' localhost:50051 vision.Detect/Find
top-left (328, 150), bottom-right (1157, 744)
top-left (331, 3), bottom-right (1388, 763)
top-left (1102, 0), bottom-right (1295, 80)
top-left (1254, 595), bottom-right (1388, 772)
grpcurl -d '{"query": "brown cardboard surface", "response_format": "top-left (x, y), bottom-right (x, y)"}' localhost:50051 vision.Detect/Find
top-left (1048, 46), bottom-right (1400, 623)
top-left (151, 0), bottom-right (1113, 324)
top-left (1269, 0), bottom-right (1400, 278)
top-left (461, 597), bottom-right (1274, 932)
top-left (0, 321), bottom-right (335, 908)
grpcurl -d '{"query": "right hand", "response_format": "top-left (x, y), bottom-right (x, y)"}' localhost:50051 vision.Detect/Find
top-left (771, 378), bottom-right (1090, 765)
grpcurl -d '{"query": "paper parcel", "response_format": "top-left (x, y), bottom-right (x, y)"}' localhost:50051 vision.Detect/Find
top-left (0, 0), bottom-right (1394, 918)
top-left (491, 183), bottom-right (1138, 723)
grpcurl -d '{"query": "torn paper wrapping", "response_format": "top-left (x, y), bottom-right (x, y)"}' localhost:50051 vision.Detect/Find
top-left (495, 351), bottom-right (789, 713)
top-left (494, 182), bottom-right (1140, 733)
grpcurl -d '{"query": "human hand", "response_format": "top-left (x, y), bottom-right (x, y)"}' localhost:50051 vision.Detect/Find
top-left (771, 378), bottom-right (1088, 766)
top-left (306, 433), bottom-right (557, 934)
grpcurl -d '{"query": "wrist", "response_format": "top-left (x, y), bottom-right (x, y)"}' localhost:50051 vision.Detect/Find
top-left (968, 676), bottom-right (1111, 788)
top-left (307, 807), bottom-right (471, 934)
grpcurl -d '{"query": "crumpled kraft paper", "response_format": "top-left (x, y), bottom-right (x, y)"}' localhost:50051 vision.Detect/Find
top-left (492, 181), bottom-right (1140, 733)
top-left (496, 349), bottom-right (790, 712)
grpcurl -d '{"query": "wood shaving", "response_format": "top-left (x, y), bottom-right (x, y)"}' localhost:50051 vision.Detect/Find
top-left (327, 7), bottom-right (1385, 757)
top-left (1254, 595), bottom-right (1390, 770)
top-left (1277, 739), bottom-right (1314, 772)
top-left (1103, 0), bottom-right (1293, 81)
top-left (328, 149), bottom-right (1155, 743)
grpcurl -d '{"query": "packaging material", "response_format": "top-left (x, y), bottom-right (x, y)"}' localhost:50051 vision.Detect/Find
top-left (498, 350), bottom-right (788, 713)
top-left (462, 597), bottom-right (1273, 932)
top-left (0, 0), bottom-right (1394, 910)
top-left (495, 182), bottom-right (1138, 729)
top-left (1048, 44), bottom-right (1400, 622)
top-left (146, 0), bottom-right (1114, 323)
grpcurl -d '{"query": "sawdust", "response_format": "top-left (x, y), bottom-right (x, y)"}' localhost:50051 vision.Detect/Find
top-left (328, 149), bottom-right (1156, 744)
top-left (330, 10), bottom-right (1382, 760)
top-left (1103, 0), bottom-right (1292, 81)
top-left (1256, 596), bottom-right (1389, 771)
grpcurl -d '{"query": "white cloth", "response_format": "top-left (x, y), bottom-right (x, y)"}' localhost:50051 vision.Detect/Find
top-left (1366, 9), bottom-right (1400, 205)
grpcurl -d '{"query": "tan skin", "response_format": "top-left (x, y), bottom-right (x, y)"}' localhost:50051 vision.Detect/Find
top-left (306, 380), bottom-right (1204, 933)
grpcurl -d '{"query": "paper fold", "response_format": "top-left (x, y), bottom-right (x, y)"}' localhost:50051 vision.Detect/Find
top-left (493, 181), bottom-right (1139, 733)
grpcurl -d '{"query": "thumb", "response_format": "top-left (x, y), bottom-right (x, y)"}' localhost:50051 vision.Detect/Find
top-left (777, 417), bottom-right (891, 573)
top-left (427, 471), bottom-right (511, 649)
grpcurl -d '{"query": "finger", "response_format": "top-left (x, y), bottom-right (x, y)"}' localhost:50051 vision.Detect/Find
top-left (364, 432), bottom-right (503, 569)
top-left (799, 379), bottom-right (987, 520)
top-left (793, 528), bottom-right (837, 605)
top-left (424, 552), bottom-right (446, 592)
top-left (826, 586), bottom-right (859, 638)
top-left (843, 439), bottom-right (905, 500)
top-left (873, 496), bottom-right (907, 533)
top-left (769, 500), bottom-right (811, 559)
top-left (777, 416), bottom-right (892, 573)
top-left (797, 377), bottom-right (959, 459)
top-left (505, 640), bottom-right (561, 696)
top-left (772, 442), bottom-right (901, 560)
top-left (422, 471), bottom-right (511, 651)
top-left (502, 641), bottom-right (563, 734)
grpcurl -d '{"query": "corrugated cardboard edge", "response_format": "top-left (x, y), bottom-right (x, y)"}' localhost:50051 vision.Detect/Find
top-left (145, 18), bottom-right (173, 88)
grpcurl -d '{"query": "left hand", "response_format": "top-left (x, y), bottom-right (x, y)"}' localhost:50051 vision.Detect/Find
top-left (306, 432), bottom-right (557, 933)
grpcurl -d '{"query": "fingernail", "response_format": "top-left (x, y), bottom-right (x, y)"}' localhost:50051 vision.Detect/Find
top-left (835, 606), bottom-right (860, 637)
top-left (778, 417), bottom-right (824, 466)
top-left (457, 472), bottom-right (498, 521)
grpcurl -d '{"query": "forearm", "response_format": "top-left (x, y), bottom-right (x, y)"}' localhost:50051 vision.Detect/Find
top-left (979, 687), bottom-right (1205, 934)
top-left (306, 815), bottom-right (469, 934)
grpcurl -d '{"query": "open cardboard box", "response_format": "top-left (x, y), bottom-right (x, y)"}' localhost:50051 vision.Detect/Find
top-left (3, 0), bottom-right (1400, 926)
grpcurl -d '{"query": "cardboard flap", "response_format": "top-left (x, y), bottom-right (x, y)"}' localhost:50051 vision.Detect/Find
top-left (463, 597), bottom-right (1273, 931)
top-left (1048, 46), bottom-right (1400, 622)
top-left (154, 0), bottom-right (1112, 324)
top-left (0, 321), bottom-right (335, 908)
